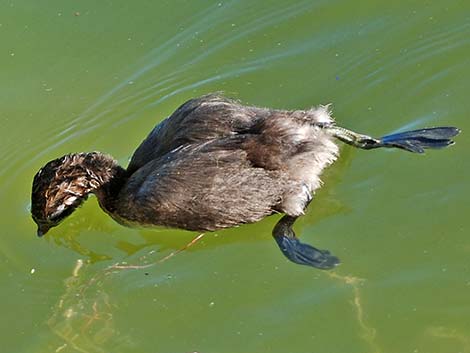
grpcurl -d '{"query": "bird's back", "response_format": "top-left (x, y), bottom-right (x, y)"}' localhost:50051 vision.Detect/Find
top-left (127, 94), bottom-right (270, 174)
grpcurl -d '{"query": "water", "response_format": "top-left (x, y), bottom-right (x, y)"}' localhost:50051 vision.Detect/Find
top-left (1, 1), bottom-right (469, 352)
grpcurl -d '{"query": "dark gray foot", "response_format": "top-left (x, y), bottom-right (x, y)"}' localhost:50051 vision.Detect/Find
top-left (331, 125), bottom-right (460, 153)
top-left (378, 127), bottom-right (460, 153)
top-left (272, 216), bottom-right (340, 270)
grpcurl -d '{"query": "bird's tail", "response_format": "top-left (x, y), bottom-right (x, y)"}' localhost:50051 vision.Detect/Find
top-left (329, 126), bottom-right (460, 153)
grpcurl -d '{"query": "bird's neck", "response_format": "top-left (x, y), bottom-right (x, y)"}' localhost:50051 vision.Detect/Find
top-left (81, 153), bottom-right (129, 213)
top-left (57, 152), bottom-right (128, 212)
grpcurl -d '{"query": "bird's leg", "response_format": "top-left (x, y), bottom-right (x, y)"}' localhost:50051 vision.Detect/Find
top-left (327, 126), bottom-right (381, 150)
top-left (272, 215), bottom-right (339, 270)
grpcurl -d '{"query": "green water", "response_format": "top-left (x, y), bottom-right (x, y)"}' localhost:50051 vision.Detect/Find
top-left (1, 1), bottom-right (469, 352)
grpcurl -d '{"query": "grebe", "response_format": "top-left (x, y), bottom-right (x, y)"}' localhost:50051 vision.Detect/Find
top-left (31, 94), bottom-right (460, 269)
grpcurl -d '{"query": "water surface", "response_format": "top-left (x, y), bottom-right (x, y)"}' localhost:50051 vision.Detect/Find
top-left (1, 1), bottom-right (469, 352)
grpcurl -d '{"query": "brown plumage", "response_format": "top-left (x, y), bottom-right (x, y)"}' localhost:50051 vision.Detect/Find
top-left (31, 93), bottom-right (460, 269)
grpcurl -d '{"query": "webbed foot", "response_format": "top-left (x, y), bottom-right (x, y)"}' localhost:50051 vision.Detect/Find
top-left (379, 127), bottom-right (460, 153)
top-left (272, 216), bottom-right (340, 270)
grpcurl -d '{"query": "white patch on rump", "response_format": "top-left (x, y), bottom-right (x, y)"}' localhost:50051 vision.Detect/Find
top-left (310, 104), bottom-right (334, 124)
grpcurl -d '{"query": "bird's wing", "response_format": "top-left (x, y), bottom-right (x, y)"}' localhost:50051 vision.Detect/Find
top-left (127, 94), bottom-right (270, 173)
